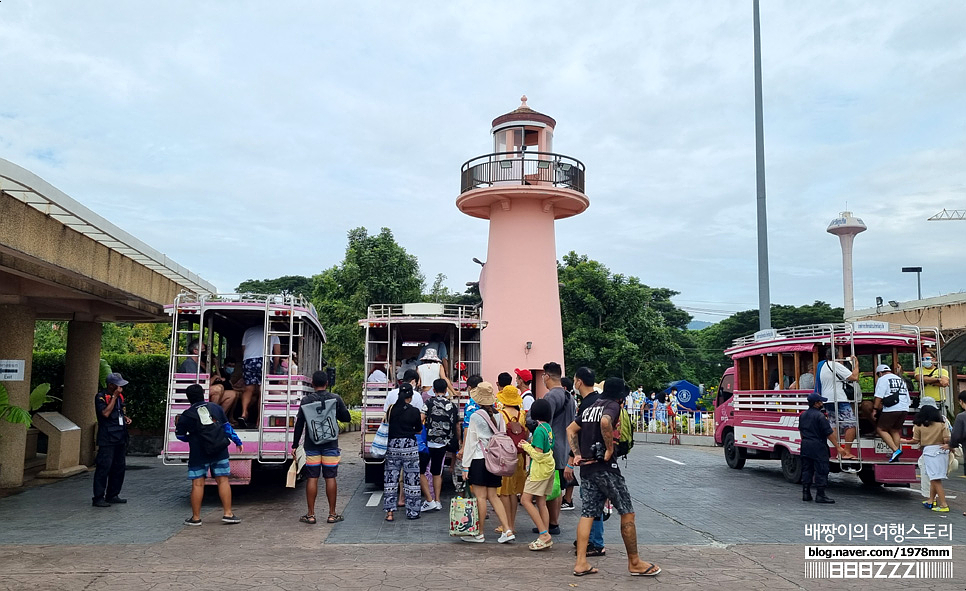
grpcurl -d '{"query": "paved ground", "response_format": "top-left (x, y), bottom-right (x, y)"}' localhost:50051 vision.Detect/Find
top-left (1, 433), bottom-right (963, 590)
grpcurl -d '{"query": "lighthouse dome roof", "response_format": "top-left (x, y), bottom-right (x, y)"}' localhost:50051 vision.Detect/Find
top-left (492, 95), bottom-right (556, 129)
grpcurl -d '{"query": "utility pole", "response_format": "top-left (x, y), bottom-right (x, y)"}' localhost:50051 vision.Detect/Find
top-left (753, 0), bottom-right (771, 330)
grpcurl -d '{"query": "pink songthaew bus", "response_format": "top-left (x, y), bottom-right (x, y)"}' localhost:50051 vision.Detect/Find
top-left (358, 303), bottom-right (483, 484)
top-left (713, 322), bottom-right (940, 486)
top-left (161, 293), bottom-right (326, 484)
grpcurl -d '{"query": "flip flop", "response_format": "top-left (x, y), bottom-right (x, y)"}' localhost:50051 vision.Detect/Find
top-left (573, 568), bottom-right (598, 577)
top-left (630, 563), bottom-right (661, 577)
top-left (299, 514), bottom-right (316, 524)
top-left (327, 514), bottom-right (344, 523)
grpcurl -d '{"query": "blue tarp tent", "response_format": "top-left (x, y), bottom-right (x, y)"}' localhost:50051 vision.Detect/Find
top-left (663, 380), bottom-right (701, 411)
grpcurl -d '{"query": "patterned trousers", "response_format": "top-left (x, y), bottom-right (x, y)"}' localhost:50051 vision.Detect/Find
top-left (383, 438), bottom-right (421, 519)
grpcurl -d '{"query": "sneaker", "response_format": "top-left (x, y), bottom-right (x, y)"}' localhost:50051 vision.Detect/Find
top-left (434, 500), bottom-right (443, 511)
top-left (923, 501), bottom-right (935, 509)
top-left (932, 506), bottom-right (950, 513)
top-left (889, 448), bottom-right (902, 463)
top-left (92, 498), bottom-right (111, 508)
top-left (498, 530), bottom-right (516, 544)
top-left (183, 517), bottom-right (202, 526)
top-left (548, 524), bottom-right (561, 535)
top-left (461, 534), bottom-right (485, 543)
top-left (221, 514), bottom-right (241, 524)
top-left (106, 497), bottom-right (127, 504)
top-left (560, 501), bottom-right (575, 511)
top-left (420, 500), bottom-right (437, 512)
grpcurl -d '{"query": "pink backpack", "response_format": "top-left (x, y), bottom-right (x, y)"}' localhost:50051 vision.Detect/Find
top-left (476, 411), bottom-right (519, 477)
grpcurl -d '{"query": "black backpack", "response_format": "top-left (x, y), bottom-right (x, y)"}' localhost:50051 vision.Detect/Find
top-left (196, 403), bottom-right (230, 455)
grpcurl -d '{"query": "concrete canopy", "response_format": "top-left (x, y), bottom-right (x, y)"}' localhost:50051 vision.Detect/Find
top-left (0, 158), bottom-right (216, 486)
top-left (0, 158), bottom-right (215, 321)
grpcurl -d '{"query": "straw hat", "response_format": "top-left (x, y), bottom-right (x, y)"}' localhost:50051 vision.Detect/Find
top-left (473, 381), bottom-right (496, 406)
top-left (497, 384), bottom-right (523, 408)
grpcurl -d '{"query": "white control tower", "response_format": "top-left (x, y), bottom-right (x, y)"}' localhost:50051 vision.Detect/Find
top-left (827, 211), bottom-right (867, 315)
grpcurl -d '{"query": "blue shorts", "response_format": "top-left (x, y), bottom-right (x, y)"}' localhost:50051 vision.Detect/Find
top-left (824, 402), bottom-right (857, 430)
top-left (187, 457), bottom-right (230, 480)
top-left (242, 358), bottom-right (263, 385)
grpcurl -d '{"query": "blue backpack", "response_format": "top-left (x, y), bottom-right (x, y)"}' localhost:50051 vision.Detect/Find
top-left (813, 361), bottom-right (825, 396)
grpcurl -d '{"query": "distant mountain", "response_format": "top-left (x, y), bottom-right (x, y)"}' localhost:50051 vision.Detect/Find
top-left (687, 320), bottom-right (713, 331)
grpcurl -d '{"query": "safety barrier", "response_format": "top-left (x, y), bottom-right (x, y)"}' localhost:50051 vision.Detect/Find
top-left (626, 406), bottom-right (715, 436)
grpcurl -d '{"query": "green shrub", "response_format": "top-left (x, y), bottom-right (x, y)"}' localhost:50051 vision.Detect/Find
top-left (31, 351), bottom-right (169, 434)
top-left (104, 354), bottom-right (168, 434)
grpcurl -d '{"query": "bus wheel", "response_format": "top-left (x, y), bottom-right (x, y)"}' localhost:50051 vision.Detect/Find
top-left (364, 462), bottom-right (384, 485)
top-left (858, 466), bottom-right (880, 486)
top-left (780, 447), bottom-right (801, 483)
top-left (724, 431), bottom-right (746, 469)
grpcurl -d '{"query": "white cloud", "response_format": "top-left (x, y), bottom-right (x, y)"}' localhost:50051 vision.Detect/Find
top-left (0, 0), bottom-right (963, 322)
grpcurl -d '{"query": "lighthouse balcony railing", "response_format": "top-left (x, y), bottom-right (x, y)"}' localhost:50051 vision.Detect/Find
top-left (460, 151), bottom-right (585, 194)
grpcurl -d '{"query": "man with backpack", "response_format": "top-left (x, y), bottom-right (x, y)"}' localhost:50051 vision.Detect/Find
top-left (292, 370), bottom-right (352, 524)
top-left (566, 367), bottom-right (606, 556)
top-left (175, 384), bottom-right (244, 526)
top-left (421, 378), bottom-right (460, 512)
top-left (568, 377), bottom-right (661, 578)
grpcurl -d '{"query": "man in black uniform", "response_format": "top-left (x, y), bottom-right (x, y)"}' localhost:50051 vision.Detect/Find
top-left (93, 373), bottom-right (132, 507)
top-left (799, 391), bottom-right (849, 504)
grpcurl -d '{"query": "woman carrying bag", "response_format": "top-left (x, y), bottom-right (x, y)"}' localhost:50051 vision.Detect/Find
top-left (457, 381), bottom-right (514, 543)
top-left (383, 383), bottom-right (425, 521)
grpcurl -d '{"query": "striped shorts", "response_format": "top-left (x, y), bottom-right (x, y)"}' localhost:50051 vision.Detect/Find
top-left (305, 448), bottom-right (340, 479)
top-left (187, 457), bottom-right (230, 480)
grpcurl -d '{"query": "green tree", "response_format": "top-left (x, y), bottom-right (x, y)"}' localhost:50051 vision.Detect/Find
top-left (236, 275), bottom-right (315, 297)
top-left (312, 227), bottom-right (424, 404)
top-left (423, 273), bottom-right (482, 306)
top-left (684, 301), bottom-right (845, 388)
top-left (34, 321), bottom-right (68, 352)
top-left (558, 252), bottom-right (687, 390)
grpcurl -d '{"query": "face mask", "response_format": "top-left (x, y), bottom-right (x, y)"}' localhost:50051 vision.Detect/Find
top-left (922, 360), bottom-right (933, 368)
top-left (224, 367), bottom-right (234, 375)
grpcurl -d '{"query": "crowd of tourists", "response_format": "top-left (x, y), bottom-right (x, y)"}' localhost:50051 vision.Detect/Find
top-left (375, 358), bottom-right (660, 577)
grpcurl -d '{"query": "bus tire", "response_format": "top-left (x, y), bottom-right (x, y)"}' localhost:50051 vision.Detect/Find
top-left (780, 447), bottom-right (801, 484)
top-left (364, 462), bottom-right (384, 485)
top-left (858, 466), bottom-right (880, 486)
top-left (724, 431), bottom-right (745, 469)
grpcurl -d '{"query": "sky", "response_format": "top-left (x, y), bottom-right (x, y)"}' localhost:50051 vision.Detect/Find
top-left (2, 1), bottom-right (964, 323)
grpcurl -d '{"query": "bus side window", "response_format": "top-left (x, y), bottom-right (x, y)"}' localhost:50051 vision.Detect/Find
top-left (717, 372), bottom-right (735, 406)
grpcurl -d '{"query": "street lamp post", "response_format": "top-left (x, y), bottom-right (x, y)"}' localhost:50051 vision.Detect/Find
top-left (901, 266), bottom-right (922, 300)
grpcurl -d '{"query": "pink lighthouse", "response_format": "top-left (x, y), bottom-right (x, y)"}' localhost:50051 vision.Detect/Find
top-left (457, 96), bottom-right (589, 390)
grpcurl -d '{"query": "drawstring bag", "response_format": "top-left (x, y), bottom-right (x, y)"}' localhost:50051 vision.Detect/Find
top-left (545, 470), bottom-right (562, 501)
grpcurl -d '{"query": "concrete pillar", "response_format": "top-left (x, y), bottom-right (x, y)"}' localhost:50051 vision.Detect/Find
top-left (61, 320), bottom-right (102, 466)
top-left (0, 304), bottom-right (36, 488)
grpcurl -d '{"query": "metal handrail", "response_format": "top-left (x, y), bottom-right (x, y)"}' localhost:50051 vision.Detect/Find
top-left (730, 322), bottom-right (932, 347)
top-left (459, 151), bottom-right (586, 194)
top-left (365, 303), bottom-right (482, 321)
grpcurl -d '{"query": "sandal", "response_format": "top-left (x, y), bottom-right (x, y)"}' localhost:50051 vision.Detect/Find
top-left (528, 538), bottom-right (553, 551)
top-left (327, 514), bottom-right (344, 523)
top-left (385, 511), bottom-right (394, 522)
top-left (299, 514), bottom-right (317, 524)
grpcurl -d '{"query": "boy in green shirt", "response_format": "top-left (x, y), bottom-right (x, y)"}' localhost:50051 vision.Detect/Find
top-left (518, 399), bottom-right (556, 550)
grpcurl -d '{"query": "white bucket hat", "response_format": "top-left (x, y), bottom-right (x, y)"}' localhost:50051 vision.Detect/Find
top-left (420, 348), bottom-right (441, 362)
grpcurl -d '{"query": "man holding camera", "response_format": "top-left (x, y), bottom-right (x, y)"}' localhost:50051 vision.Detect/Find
top-left (567, 377), bottom-right (660, 578)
